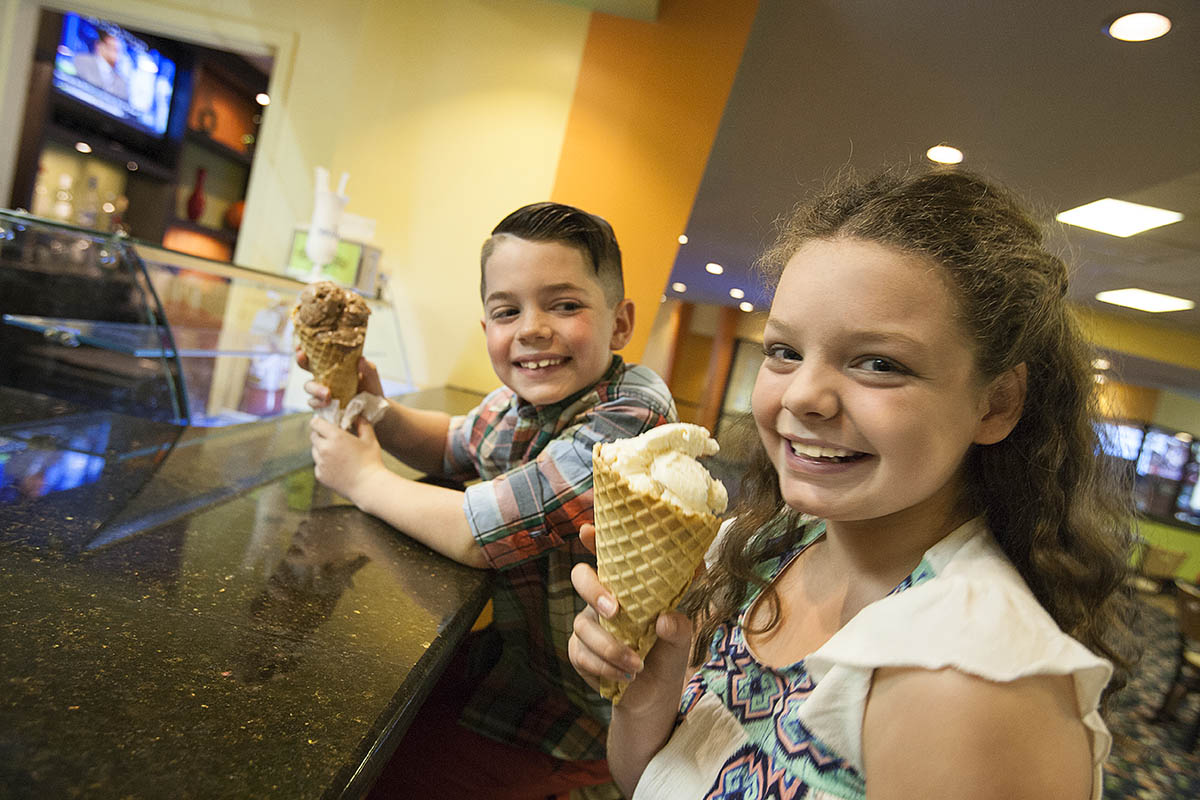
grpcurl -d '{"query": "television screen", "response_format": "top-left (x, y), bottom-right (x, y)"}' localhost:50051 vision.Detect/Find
top-left (52, 13), bottom-right (176, 137)
top-left (1135, 427), bottom-right (1191, 482)
top-left (1096, 421), bottom-right (1144, 461)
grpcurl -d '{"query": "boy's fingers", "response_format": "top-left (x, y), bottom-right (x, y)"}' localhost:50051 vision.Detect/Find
top-left (571, 561), bottom-right (618, 618)
top-left (305, 380), bottom-right (330, 401)
top-left (579, 523), bottom-right (597, 554)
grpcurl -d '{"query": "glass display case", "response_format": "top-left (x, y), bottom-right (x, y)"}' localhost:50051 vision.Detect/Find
top-left (0, 209), bottom-right (412, 427)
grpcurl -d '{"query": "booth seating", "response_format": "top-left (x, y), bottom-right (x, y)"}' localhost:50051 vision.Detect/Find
top-left (1152, 580), bottom-right (1200, 752)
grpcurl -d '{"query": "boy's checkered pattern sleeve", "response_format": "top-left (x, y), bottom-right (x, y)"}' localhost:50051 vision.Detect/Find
top-left (464, 397), bottom-right (674, 570)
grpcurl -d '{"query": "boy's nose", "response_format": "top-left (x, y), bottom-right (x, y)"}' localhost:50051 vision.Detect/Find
top-left (518, 313), bottom-right (553, 342)
top-left (780, 364), bottom-right (840, 420)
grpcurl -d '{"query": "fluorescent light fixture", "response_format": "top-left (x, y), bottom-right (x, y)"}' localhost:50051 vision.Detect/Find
top-left (671, 282), bottom-right (687, 293)
top-left (705, 262), bottom-right (724, 275)
top-left (926, 144), bottom-right (963, 165)
top-left (1091, 358), bottom-right (1110, 371)
top-left (1095, 288), bottom-right (1195, 313)
top-left (1056, 198), bottom-right (1182, 237)
top-left (677, 234), bottom-right (688, 245)
top-left (729, 288), bottom-right (745, 299)
top-left (739, 301), bottom-right (754, 312)
top-left (1106, 12), bottom-right (1171, 41)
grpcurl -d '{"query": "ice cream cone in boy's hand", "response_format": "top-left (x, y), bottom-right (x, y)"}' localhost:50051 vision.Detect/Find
top-left (591, 423), bottom-right (727, 703)
top-left (292, 281), bottom-right (371, 409)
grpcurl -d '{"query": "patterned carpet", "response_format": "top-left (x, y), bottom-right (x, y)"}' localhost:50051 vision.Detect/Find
top-left (1104, 593), bottom-right (1200, 799)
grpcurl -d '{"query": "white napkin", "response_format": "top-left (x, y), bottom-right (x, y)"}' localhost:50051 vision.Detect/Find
top-left (314, 391), bottom-right (389, 431)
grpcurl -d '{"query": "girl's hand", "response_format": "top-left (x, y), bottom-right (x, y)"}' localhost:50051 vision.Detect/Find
top-left (310, 415), bottom-right (385, 501)
top-left (570, 524), bottom-right (694, 714)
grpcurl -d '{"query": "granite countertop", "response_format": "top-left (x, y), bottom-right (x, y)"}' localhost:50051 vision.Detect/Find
top-left (0, 387), bottom-right (490, 798)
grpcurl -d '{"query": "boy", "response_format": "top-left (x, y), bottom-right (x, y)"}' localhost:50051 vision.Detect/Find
top-left (303, 202), bottom-right (677, 797)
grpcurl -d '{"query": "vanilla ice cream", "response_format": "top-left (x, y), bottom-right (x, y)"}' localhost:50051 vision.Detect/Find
top-left (595, 423), bottom-right (727, 516)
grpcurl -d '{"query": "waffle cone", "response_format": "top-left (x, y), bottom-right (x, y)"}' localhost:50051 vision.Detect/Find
top-left (296, 326), bottom-right (362, 408)
top-left (591, 452), bottom-right (720, 703)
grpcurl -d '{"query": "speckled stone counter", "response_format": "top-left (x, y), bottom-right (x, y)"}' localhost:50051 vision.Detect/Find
top-left (0, 387), bottom-right (490, 799)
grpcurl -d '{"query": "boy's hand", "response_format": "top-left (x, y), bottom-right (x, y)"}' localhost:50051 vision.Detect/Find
top-left (569, 524), bottom-right (693, 714)
top-left (297, 355), bottom-right (384, 410)
top-left (310, 415), bottom-right (386, 501)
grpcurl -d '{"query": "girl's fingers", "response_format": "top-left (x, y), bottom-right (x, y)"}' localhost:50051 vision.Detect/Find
top-left (571, 561), bottom-right (618, 618)
top-left (571, 609), bottom-right (643, 682)
top-left (578, 523), bottom-right (597, 554)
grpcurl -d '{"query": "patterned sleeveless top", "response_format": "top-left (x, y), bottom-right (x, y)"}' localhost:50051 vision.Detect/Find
top-left (676, 520), bottom-right (936, 800)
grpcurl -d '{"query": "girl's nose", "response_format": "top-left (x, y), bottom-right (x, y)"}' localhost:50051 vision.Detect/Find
top-left (780, 363), bottom-right (840, 420)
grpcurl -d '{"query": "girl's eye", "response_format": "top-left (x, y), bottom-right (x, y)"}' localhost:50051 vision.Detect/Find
top-left (856, 356), bottom-right (906, 374)
top-left (763, 343), bottom-right (801, 362)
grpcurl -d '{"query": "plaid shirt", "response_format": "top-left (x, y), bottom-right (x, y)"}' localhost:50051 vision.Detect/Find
top-left (443, 356), bottom-right (676, 760)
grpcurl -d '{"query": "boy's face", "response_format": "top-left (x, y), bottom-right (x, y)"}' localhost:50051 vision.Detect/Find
top-left (481, 237), bottom-right (633, 407)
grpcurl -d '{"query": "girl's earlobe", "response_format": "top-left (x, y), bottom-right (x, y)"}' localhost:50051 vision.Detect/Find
top-left (975, 363), bottom-right (1027, 445)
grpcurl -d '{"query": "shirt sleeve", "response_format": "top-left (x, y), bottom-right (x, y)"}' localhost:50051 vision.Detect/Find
top-left (463, 394), bottom-right (674, 570)
top-left (442, 411), bottom-right (481, 482)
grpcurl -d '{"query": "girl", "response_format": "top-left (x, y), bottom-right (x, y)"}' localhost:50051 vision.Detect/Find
top-left (569, 168), bottom-right (1137, 799)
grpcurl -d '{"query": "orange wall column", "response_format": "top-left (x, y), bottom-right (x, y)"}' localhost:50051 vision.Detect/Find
top-left (550, 0), bottom-right (759, 362)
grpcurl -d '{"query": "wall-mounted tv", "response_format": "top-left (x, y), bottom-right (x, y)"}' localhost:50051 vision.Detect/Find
top-left (52, 13), bottom-right (176, 137)
top-left (1096, 420), bottom-right (1145, 461)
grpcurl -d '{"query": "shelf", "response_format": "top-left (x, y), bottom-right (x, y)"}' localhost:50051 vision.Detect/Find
top-left (184, 129), bottom-right (254, 166)
top-left (165, 217), bottom-right (238, 245)
top-left (2, 315), bottom-right (292, 358)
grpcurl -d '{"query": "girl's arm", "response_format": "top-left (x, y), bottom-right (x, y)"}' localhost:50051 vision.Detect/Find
top-left (862, 667), bottom-right (1094, 800)
top-left (570, 550), bottom-right (695, 796)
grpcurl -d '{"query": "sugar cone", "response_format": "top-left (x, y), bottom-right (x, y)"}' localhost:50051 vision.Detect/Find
top-left (296, 326), bottom-right (362, 408)
top-left (591, 451), bottom-right (720, 704)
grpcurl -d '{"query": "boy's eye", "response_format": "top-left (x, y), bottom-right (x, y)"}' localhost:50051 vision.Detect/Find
top-left (489, 307), bottom-right (518, 320)
top-left (554, 300), bottom-right (583, 312)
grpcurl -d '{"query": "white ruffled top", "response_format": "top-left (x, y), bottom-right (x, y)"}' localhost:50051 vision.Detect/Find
top-left (637, 517), bottom-right (1113, 800)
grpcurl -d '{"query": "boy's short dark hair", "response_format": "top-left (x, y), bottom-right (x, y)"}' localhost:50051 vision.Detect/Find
top-left (480, 202), bottom-right (625, 306)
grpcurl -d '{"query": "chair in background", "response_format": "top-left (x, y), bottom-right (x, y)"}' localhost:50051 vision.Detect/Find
top-left (1152, 580), bottom-right (1200, 752)
top-left (1130, 543), bottom-right (1188, 594)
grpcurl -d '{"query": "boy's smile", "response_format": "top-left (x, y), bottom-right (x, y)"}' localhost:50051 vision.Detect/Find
top-left (482, 238), bottom-right (633, 407)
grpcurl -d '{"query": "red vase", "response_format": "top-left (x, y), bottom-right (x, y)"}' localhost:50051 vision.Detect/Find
top-left (186, 167), bottom-right (207, 222)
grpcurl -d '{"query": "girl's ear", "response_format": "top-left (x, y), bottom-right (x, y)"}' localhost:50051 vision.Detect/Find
top-left (974, 363), bottom-right (1027, 445)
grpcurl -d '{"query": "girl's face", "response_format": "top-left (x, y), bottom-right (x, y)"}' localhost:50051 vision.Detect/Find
top-left (752, 237), bottom-right (1011, 529)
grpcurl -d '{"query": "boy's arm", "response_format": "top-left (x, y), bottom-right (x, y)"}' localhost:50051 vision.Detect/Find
top-left (310, 417), bottom-right (485, 568)
top-left (372, 400), bottom-right (453, 475)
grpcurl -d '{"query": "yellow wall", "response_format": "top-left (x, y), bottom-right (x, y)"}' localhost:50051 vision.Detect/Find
top-left (550, 0), bottom-right (760, 364)
top-left (1097, 379), bottom-right (1160, 422)
top-left (1077, 306), bottom-right (1200, 372)
top-left (331, 1), bottom-right (591, 392)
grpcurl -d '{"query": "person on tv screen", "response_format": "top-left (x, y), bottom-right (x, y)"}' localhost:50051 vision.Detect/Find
top-left (73, 31), bottom-right (128, 100)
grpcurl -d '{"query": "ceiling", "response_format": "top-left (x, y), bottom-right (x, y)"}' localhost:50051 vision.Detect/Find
top-left (669, 0), bottom-right (1200, 396)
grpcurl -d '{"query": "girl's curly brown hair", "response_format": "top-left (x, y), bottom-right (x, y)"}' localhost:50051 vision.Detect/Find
top-left (682, 167), bottom-right (1140, 707)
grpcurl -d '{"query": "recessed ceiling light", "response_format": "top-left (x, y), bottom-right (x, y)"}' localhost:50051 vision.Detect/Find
top-left (677, 234), bottom-right (688, 245)
top-left (729, 288), bottom-right (745, 299)
top-left (74, 141), bottom-right (92, 154)
top-left (255, 92), bottom-right (271, 106)
top-left (705, 262), bottom-right (724, 275)
top-left (126, 161), bottom-right (139, 171)
top-left (671, 282), bottom-right (687, 293)
top-left (1057, 198), bottom-right (1182, 237)
top-left (1093, 374), bottom-right (1108, 384)
top-left (1091, 358), bottom-right (1111, 371)
top-left (1106, 12), bottom-right (1171, 41)
top-left (738, 301), bottom-right (754, 312)
top-left (1095, 288), bottom-right (1195, 313)
top-left (926, 144), bottom-right (963, 165)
